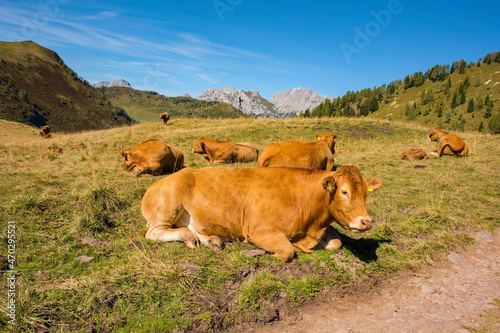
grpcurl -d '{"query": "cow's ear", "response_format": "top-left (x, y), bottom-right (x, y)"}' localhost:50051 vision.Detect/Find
top-left (322, 176), bottom-right (337, 193)
top-left (316, 134), bottom-right (321, 141)
top-left (364, 178), bottom-right (382, 194)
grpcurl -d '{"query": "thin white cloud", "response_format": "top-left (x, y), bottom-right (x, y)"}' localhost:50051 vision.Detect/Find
top-left (83, 11), bottom-right (119, 20)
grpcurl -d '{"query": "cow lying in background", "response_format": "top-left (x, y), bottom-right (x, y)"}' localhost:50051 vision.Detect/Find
top-left (39, 126), bottom-right (52, 138)
top-left (428, 127), bottom-right (469, 157)
top-left (192, 138), bottom-right (258, 164)
top-left (121, 139), bottom-right (184, 177)
top-left (400, 148), bottom-right (427, 160)
top-left (258, 133), bottom-right (336, 170)
top-left (159, 113), bottom-right (170, 125)
top-left (43, 146), bottom-right (62, 156)
top-left (140, 165), bottom-right (382, 262)
top-left (70, 142), bottom-right (87, 151)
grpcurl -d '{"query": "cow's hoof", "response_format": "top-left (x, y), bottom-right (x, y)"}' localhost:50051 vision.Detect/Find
top-left (208, 236), bottom-right (224, 251)
top-left (184, 240), bottom-right (199, 249)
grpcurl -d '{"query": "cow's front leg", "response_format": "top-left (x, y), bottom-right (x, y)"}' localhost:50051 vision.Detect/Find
top-left (249, 229), bottom-right (295, 262)
top-left (316, 226), bottom-right (342, 251)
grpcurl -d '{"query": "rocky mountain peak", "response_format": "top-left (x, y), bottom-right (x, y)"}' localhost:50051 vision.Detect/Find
top-left (94, 79), bottom-right (132, 88)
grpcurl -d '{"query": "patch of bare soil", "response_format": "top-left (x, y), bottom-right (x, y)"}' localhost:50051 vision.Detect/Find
top-left (242, 230), bottom-right (500, 333)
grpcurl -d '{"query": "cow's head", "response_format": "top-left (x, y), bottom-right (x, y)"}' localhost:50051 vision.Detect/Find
top-left (121, 150), bottom-right (141, 172)
top-left (192, 138), bottom-right (206, 154)
top-left (428, 127), bottom-right (443, 142)
top-left (322, 165), bottom-right (382, 233)
top-left (316, 133), bottom-right (336, 154)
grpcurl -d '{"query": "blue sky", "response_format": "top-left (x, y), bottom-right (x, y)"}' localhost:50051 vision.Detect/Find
top-left (0, 0), bottom-right (499, 99)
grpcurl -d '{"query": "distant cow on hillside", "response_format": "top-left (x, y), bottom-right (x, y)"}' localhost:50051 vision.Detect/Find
top-left (70, 142), bottom-right (87, 151)
top-left (43, 146), bottom-right (63, 156)
top-left (159, 113), bottom-right (170, 125)
top-left (258, 133), bottom-right (336, 171)
top-left (39, 126), bottom-right (52, 138)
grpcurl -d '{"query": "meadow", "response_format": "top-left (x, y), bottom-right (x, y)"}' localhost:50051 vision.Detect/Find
top-left (0, 117), bottom-right (499, 332)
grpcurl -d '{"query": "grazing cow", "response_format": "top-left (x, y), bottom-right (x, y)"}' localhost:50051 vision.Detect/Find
top-left (70, 142), bottom-right (87, 151)
top-left (428, 127), bottom-right (469, 157)
top-left (258, 133), bottom-right (336, 171)
top-left (192, 138), bottom-right (258, 164)
top-left (121, 139), bottom-right (184, 177)
top-left (400, 148), bottom-right (428, 160)
top-left (39, 126), bottom-right (52, 138)
top-left (140, 165), bottom-right (382, 262)
top-left (43, 146), bottom-right (63, 156)
top-left (159, 113), bottom-right (170, 125)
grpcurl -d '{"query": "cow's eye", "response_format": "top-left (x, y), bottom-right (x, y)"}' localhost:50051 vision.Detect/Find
top-left (341, 190), bottom-right (349, 197)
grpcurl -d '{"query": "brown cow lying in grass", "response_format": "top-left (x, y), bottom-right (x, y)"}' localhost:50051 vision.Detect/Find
top-left (39, 126), bottom-right (52, 138)
top-left (428, 127), bottom-right (469, 157)
top-left (121, 139), bottom-right (184, 177)
top-left (43, 146), bottom-right (62, 156)
top-left (258, 133), bottom-right (336, 170)
top-left (140, 165), bottom-right (382, 262)
top-left (192, 138), bottom-right (258, 164)
top-left (70, 142), bottom-right (87, 151)
top-left (400, 148), bottom-right (428, 160)
top-left (159, 113), bottom-right (170, 125)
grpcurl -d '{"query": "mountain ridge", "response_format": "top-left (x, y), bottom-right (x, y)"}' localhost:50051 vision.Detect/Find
top-left (197, 86), bottom-right (334, 117)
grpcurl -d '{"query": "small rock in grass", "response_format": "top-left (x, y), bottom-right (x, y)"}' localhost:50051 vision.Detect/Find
top-left (81, 237), bottom-right (102, 246)
top-left (241, 249), bottom-right (266, 257)
top-left (76, 255), bottom-right (94, 263)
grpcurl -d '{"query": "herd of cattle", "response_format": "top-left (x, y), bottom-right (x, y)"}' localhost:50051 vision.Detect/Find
top-left (39, 122), bottom-right (469, 261)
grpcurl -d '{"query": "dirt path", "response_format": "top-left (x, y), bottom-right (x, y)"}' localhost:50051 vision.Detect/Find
top-left (254, 230), bottom-right (500, 333)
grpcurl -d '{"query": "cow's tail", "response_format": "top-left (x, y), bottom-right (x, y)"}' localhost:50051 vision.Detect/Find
top-left (459, 142), bottom-right (469, 157)
top-left (132, 229), bottom-right (147, 238)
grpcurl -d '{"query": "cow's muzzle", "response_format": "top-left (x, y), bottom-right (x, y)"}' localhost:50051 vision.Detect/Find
top-left (349, 217), bottom-right (373, 233)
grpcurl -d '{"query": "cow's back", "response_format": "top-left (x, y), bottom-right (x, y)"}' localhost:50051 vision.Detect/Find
top-left (258, 141), bottom-right (332, 170)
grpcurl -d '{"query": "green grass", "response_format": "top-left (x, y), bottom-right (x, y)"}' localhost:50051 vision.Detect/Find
top-left (0, 117), bottom-right (499, 331)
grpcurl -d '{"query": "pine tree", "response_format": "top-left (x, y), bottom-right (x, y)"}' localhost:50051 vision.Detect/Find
top-left (477, 95), bottom-right (484, 109)
top-left (459, 61), bottom-right (466, 74)
top-left (451, 90), bottom-right (459, 108)
top-left (495, 52), bottom-right (500, 63)
top-left (478, 121), bottom-right (484, 132)
top-left (460, 89), bottom-right (467, 105)
top-left (467, 98), bottom-right (475, 113)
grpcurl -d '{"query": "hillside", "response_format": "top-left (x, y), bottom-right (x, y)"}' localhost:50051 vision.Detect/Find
top-left (103, 86), bottom-right (247, 121)
top-left (0, 41), bottom-right (132, 132)
top-left (306, 53), bottom-right (500, 133)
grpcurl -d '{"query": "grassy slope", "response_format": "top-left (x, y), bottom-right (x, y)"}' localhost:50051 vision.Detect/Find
top-left (372, 62), bottom-right (500, 131)
top-left (103, 87), bottom-right (247, 122)
top-left (0, 41), bottom-right (131, 132)
top-left (0, 117), bottom-right (499, 332)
